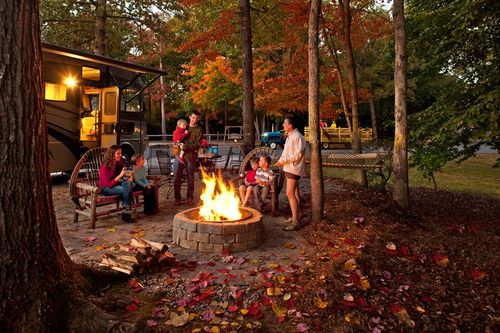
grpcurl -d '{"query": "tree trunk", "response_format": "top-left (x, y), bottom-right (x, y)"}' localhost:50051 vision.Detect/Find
top-left (0, 1), bottom-right (74, 330)
top-left (323, 29), bottom-right (352, 131)
top-left (308, 0), bottom-right (324, 224)
top-left (339, 0), bottom-right (367, 186)
top-left (95, 0), bottom-right (107, 55)
top-left (392, 0), bottom-right (409, 208)
top-left (369, 91), bottom-right (378, 140)
top-left (160, 56), bottom-right (166, 140)
top-left (0, 2), bottom-right (130, 332)
top-left (205, 112), bottom-right (210, 138)
top-left (239, 0), bottom-right (255, 154)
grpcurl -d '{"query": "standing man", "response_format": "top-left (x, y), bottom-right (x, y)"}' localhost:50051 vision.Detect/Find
top-left (174, 111), bottom-right (203, 206)
top-left (275, 116), bottom-right (306, 231)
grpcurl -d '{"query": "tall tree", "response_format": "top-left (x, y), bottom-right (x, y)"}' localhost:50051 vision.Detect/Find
top-left (0, 1), bottom-right (127, 331)
top-left (0, 0), bottom-right (74, 330)
top-left (308, 0), bottom-right (324, 224)
top-left (392, 0), bottom-right (409, 207)
top-left (338, 0), bottom-right (367, 186)
top-left (239, 0), bottom-right (255, 152)
top-left (95, 0), bottom-right (107, 55)
top-left (407, 0), bottom-right (500, 178)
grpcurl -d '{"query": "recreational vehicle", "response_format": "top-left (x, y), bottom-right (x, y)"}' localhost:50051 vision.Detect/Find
top-left (42, 43), bottom-right (165, 172)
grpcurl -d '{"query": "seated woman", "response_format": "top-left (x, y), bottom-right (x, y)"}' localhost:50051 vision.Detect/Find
top-left (98, 145), bottom-right (133, 222)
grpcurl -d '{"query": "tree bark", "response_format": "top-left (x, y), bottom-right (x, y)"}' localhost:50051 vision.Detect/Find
top-left (369, 91), bottom-right (378, 140)
top-left (0, 1), bottom-right (75, 330)
top-left (0, 2), bottom-right (129, 332)
top-left (239, 0), bottom-right (255, 154)
top-left (338, 0), bottom-right (367, 186)
top-left (160, 55), bottom-right (166, 140)
top-left (392, 0), bottom-right (409, 207)
top-left (323, 29), bottom-right (352, 131)
top-left (308, 0), bottom-right (324, 224)
top-left (95, 0), bottom-right (107, 55)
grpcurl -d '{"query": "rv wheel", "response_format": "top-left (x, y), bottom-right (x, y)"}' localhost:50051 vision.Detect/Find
top-left (322, 142), bottom-right (330, 149)
top-left (270, 142), bottom-right (278, 149)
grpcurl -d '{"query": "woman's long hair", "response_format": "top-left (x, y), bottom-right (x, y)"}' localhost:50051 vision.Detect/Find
top-left (103, 145), bottom-right (121, 168)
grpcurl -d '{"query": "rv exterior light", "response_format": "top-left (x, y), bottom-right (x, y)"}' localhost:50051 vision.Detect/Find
top-left (64, 77), bottom-right (77, 87)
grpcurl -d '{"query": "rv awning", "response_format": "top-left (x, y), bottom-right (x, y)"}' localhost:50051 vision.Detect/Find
top-left (42, 43), bottom-right (166, 75)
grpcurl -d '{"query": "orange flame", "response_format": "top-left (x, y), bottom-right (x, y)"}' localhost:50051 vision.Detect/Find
top-left (198, 169), bottom-right (242, 222)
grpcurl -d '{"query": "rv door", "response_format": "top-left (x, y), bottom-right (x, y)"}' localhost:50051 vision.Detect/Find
top-left (100, 86), bottom-right (119, 148)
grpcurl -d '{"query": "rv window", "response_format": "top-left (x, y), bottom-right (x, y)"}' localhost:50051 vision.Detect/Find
top-left (82, 67), bottom-right (100, 81)
top-left (45, 82), bottom-right (67, 101)
top-left (104, 91), bottom-right (117, 115)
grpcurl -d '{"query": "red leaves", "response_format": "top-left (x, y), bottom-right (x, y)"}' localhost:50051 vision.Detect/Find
top-left (470, 268), bottom-right (487, 281)
top-left (431, 253), bottom-right (450, 267)
top-left (126, 303), bottom-right (139, 313)
top-left (128, 278), bottom-right (143, 292)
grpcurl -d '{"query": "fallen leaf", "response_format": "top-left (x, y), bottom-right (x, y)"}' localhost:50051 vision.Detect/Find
top-left (432, 253), bottom-right (449, 267)
top-left (267, 287), bottom-right (282, 296)
top-left (191, 329), bottom-right (201, 333)
top-left (390, 305), bottom-right (415, 328)
top-left (314, 296), bottom-right (328, 309)
top-left (165, 311), bottom-right (190, 327)
top-left (296, 323), bottom-right (310, 332)
top-left (126, 304), bottom-right (138, 312)
top-left (228, 305), bottom-right (238, 312)
top-left (84, 236), bottom-right (97, 242)
top-left (146, 319), bottom-right (157, 327)
top-left (283, 242), bottom-right (296, 249)
top-left (344, 259), bottom-right (357, 271)
top-left (283, 293), bottom-right (291, 301)
top-left (471, 268), bottom-right (487, 280)
top-left (415, 306), bottom-right (425, 314)
top-left (386, 242), bottom-right (396, 250)
top-left (240, 309), bottom-right (249, 315)
top-left (211, 326), bottom-right (220, 333)
top-left (106, 227), bottom-right (116, 232)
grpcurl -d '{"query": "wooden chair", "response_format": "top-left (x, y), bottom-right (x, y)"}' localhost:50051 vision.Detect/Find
top-left (155, 149), bottom-right (175, 198)
top-left (236, 147), bottom-right (284, 216)
top-left (69, 147), bottom-right (160, 229)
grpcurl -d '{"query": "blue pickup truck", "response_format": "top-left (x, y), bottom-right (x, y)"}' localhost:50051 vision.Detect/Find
top-left (260, 130), bottom-right (287, 149)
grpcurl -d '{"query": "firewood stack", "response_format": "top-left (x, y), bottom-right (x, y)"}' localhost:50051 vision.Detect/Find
top-left (100, 237), bottom-right (175, 275)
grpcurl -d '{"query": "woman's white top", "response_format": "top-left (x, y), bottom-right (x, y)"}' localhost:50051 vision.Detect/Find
top-left (278, 128), bottom-right (306, 176)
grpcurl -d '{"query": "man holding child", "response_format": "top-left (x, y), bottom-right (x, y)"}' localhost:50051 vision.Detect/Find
top-left (173, 111), bottom-right (203, 206)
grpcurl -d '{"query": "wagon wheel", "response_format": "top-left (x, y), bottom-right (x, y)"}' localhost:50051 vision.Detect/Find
top-left (238, 146), bottom-right (285, 197)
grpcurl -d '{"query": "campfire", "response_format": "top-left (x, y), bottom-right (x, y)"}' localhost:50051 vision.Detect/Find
top-left (172, 169), bottom-right (263, 253)
top-left (198, 169), bottom-right (242, 222)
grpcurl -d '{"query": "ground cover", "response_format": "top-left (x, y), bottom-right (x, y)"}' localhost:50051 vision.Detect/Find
top-left (54, 175), bottom-right (499, 332)
top-left (323, 153), bottom-right (500, 199)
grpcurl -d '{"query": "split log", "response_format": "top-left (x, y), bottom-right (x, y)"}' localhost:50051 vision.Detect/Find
top-left (101, 238), bottom-right (175, 275)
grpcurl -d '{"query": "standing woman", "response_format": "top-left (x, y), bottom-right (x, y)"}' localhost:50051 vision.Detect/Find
top-left (275, 116), bottom-right (307, 231)
top-left (98, 145), bottom-right (133, 222)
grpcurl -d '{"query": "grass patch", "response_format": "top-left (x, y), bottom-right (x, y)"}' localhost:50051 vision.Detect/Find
top-left (321, 153), bottom-right (500, 199)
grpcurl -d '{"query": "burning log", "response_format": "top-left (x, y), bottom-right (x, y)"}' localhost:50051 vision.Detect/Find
top-left (100, 237), bottom-right (175, 275)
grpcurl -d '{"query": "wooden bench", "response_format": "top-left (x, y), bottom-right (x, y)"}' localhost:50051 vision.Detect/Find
top-left (69, 147), bottom-right (160, 229)
top-left (236, 147), bottom-right (284, 216)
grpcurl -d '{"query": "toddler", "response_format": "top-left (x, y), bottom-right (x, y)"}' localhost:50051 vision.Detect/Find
top-left (173, 118), bottom-right (189, 164)
top-left (253, 155), bottom-right (274, 211)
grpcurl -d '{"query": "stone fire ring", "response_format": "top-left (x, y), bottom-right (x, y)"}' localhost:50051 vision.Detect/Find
top-left (172, 207), bottom-right (263, 253)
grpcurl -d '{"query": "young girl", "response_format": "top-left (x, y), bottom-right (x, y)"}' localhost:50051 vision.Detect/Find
top-left (239, 157), bottom-right (259, 207)
top-left (131, 153), bottom-right (157, 215)
top-left (98, 145), bottom-right (133, 222)
top-left (173, 118), bottom-right (189, 164)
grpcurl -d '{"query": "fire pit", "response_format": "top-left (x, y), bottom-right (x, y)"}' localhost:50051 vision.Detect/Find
top-left (172, 170), bottom-right (263, 253)
top-left (172, 207), bottom-right (262, 253)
